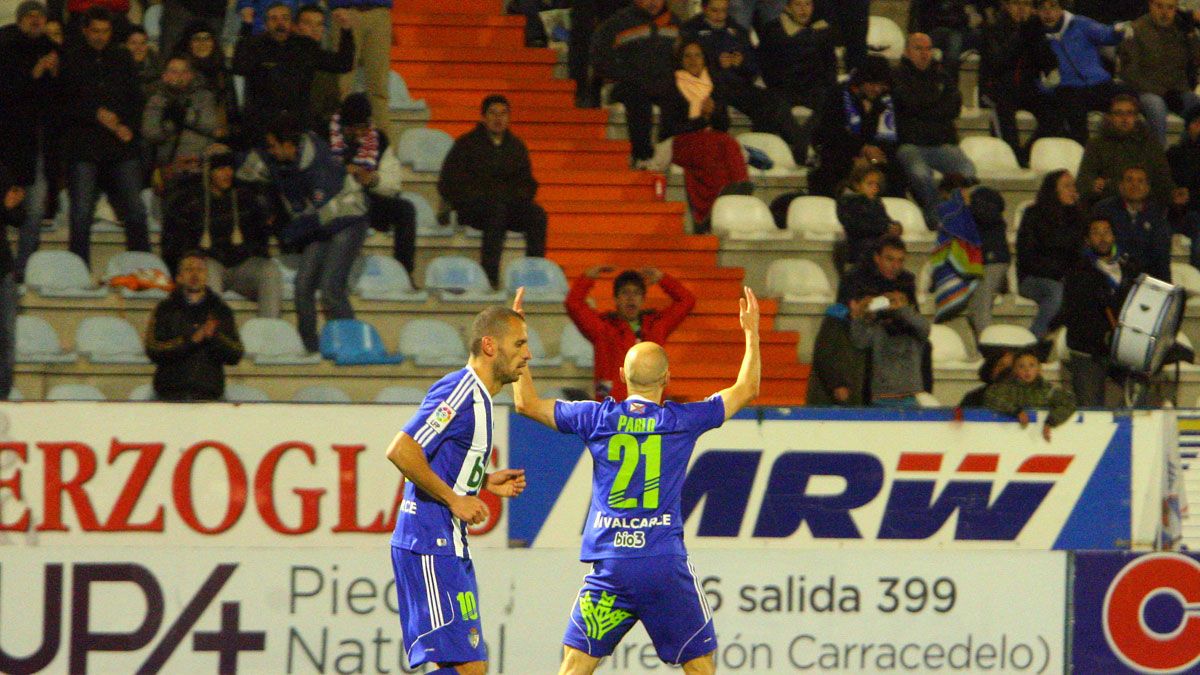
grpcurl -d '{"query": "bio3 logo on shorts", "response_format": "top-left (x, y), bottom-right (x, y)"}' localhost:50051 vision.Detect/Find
top-left (1102, 553), bottom-right (1200, 674)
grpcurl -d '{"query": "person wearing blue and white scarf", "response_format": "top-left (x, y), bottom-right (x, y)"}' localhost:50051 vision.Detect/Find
top-left (810, 54), bottom-right (906, 198)
top-left (1057, 218), bottom-right (1139, 405)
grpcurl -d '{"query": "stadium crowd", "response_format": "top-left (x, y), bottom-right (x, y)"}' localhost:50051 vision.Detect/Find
top-left (0, 0), bottom-right (1195, 408)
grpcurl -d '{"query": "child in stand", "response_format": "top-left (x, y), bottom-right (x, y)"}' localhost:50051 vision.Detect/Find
top-left (837, 163), bottom-right (902, 268)
top-left (984, 348), bottom-right (1076, 441)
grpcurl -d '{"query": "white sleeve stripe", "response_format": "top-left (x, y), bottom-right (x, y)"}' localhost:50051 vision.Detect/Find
top-left (445, 374), bottom-right (474, 409)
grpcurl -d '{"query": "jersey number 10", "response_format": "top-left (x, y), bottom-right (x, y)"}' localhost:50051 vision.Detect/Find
top-left (607, 434), bottom-right (661, 510)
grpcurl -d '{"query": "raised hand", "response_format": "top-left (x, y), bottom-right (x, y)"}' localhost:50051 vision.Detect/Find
top-left (584, 265), bottom-right (613, 279)
top-left (512, 286), bottom-right (525, 317)
top-left (485, 468), bottom-right (527, 498)
top-left (739, 286), bottom-right (759, 336)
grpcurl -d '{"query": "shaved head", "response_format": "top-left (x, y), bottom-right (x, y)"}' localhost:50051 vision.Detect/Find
top-left (622, 342), bottom-right (669, 390)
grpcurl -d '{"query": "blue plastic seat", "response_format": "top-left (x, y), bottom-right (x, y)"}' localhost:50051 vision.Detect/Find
top-left (16, 316), bottom-right (76, 364)
top-left (128, 383), bottom-right (156, 401)
top-left (397, 128), bottom-right (454, 173)
top-left (292, 385), bottom-right (352, 403)
top-left (46, 383), bottom-right (106, 401)
top-left (320, 318), bottom-right (404, 365)
top-left (560, 322), bottom-right (594, 368)
top-left (374, 385), bottom-right (428, 404)
top-left (399, 319), bottom-right (468, 367)
top-left (401, 191), bottom-right (449, 236)
top-left (387, 71), bottom-right (428, 112)
top-left (353, 255), bottom-right (428, 301)
top-left (423, 256), bottom-right (504, 302)
top-left (225, 383), bottom-right (271, 402)
top-left (504, 257), bottom-right (568, 303)
top-left (75, 316), bottom-right (150, 364)
top-left (25, 251), bottom-right (107, 298)
top-left (240, 318), bottom-right (322, 365)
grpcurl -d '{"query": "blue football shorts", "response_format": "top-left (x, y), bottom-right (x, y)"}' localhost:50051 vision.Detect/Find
top-left (391, 546), bottom-right (487, 668)
top-left (562, 555), bottom-right (716, 665)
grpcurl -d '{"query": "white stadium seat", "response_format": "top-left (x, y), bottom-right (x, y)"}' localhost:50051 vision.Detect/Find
top-left (399, 319), bottom-right (469, 367)
top-left (711, 195), bottom-right (789, 240)
top-left (75, 316), bottom-right (150, 364)
top-left (765, 259), bottom-right (834, 303)
top-left (1029, 137), bottom-right (1084, 175)
top-left (786, 196), bottom-right (842, 241)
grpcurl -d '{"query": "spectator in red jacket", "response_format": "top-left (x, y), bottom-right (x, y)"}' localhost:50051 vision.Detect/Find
top-left (565, 266), bottom-right (696, 401)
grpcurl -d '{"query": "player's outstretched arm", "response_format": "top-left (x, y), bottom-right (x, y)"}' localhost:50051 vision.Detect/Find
top-left (511, 286), bottom-right (559, 429)
top-left (385, 431), bottom-right (487, 525)
top-left (715, 286), bottom-right (761, 420)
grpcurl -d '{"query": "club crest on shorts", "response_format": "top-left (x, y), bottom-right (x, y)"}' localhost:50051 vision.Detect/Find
top-left (469, 627), bottom-right (480, 649)
top-left (425, 401), bottom-right (457, 433)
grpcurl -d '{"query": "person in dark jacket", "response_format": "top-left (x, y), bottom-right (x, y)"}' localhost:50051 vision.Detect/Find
top-left (125, 24), bottom-right (161, 97)
top-left (979, 0), bottom-right (1058, 163)
top-left (158, 0), bottom-right (226, 56)
top-left (1077, 94), bottom-right (1185, 209)
top-left (60, 7), bottom-right (151, 268)
top-left (1168, 107), bottom-right (1200, 269)
top-left (591, 0), bottom-right (680, 164)
top-left (837, 163), bottom-right (902, 267)
top-left (810, 55), bottom-right (906, 198)
top-left (1091, 165), bottom-right (1174, 282)
top-left (0, 166), bottom-right (22, 400)
top-left (759, 0), bottom-right (837, 124)
top-left (145, 250), bottom-right (244, 401)
top-left (163, 150), bottom-right (282, 317)
top-left (568, 0), bottom-right (626, 107)
top-left (0, 0), bottom-right (61, 282)
top-left (908, 0), bottom-right (973, 83)
top-left (1118, 0), bottom-right (1200, 147)
top-left (681, 0), bottom-right (811, 162)
top-left (437, 95), bottom-right (548, 289)
top-left (1016, 169), bottom-right (1085, 337)
top-left (959, 348), bottom-right (1014, 407)
top-left (1057, 217), bottom-right (1138, 406)
top-left (236, 112), bottom-right (368, 352)
top-left (231, 2), bottom-right (354, 141)
top-left (892, 33), bottom-right (977, 226)
top-left (142, 55), bottom-right (220, 190)
top-left (806, 291), bottom-right (869, 406)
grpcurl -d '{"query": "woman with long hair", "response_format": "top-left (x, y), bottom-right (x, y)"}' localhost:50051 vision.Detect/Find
top-left (656, 40), bottom-right (752, 232)
top-left (1015, 169), bottom-right (1086, 337)
top-left (174, 20), bottom-right (236, 140)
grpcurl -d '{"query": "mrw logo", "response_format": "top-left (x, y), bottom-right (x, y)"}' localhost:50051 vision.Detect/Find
top-left (579, 591), bottom-right (632, 640)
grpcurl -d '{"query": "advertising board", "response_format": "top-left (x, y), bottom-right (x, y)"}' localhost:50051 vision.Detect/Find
top-left (0, 548), bottom-right (1066, 674)
top-left (511, 409), bottom-right (1162, 551)
top-left (0, 403), bottom-right (509, 548)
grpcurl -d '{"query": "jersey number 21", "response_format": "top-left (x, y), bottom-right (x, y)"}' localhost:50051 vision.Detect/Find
top-left (607, 434), bottom-right (661, 510)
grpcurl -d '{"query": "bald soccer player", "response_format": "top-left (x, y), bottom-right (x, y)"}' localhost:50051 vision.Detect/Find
top-left (513, 287), bottom-right (762, 675)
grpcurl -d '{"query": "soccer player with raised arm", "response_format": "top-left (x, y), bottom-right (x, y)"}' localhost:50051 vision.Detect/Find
top-left (513, 287), bottom-right (762, 675)
top-left (385, 303), bottom-right (531, 675)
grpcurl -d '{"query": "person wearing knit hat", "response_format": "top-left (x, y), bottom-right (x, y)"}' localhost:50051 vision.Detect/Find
top-left (160, 144), bottom-right (282, 318)
top-left (0, 0), bottom-right (58, 282)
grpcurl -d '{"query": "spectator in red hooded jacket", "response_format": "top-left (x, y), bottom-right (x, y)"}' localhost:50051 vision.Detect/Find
top-left (565, 266), bottom-right (696, 401)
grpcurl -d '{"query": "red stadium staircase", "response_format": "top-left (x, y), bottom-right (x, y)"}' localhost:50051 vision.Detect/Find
top-left (392, 0), bottom-right (810, 404)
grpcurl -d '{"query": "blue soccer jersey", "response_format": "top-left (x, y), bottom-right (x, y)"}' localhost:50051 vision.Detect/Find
top-left (554, 394), bottom-right (725, 561)
top-left (391, 367), bottom-right (493, 559)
